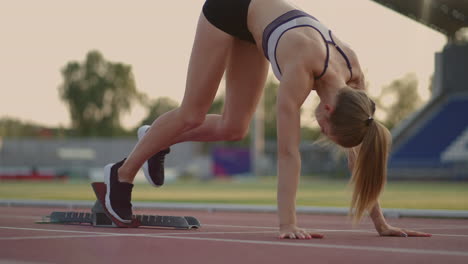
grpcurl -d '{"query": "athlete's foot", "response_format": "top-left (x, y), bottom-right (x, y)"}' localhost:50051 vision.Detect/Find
top-left (137, 125), bottom-right (171, 187)
top-left (103, 159), bottom-right (134, 223)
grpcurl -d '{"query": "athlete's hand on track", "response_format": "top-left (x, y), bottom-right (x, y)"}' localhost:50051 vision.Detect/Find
top-left (279, 224), bottom-right (324, 239)
top-left (378, 225), bottom-right (432, 237)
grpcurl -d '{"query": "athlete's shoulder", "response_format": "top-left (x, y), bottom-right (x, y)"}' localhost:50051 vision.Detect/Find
top-left (282, 30), bottom-right (327, 77)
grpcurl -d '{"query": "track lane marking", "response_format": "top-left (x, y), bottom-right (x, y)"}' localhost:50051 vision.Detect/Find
top-left (202, 224), bottom-right (276, 229)
top-left (0, 226), bottom-right (129, 236)
top-left (0, 234), bottom-right (117, 240)
top-left (1, 226), bottom-right (467, 256)
top-left (204, 224), bottom-right (468, 237)
top-left (2, 225), bottom-right (467, 238)
top-left (0, 226), bottom-right (277, 237)
top-left (149, 231), bottom-right (277, 235)
top-left (203, 224), bottom-right (375, 233)
top-left (141, 235), bottom-right (468, 257)
top-left (431, 233), bottom-right (468, 237)
top-left (0, 259), bottom-right (50, 264)
top-left (0, 215), bottom-right (40, 220)
top-left (408, 226), bottom-right (468, 230)
top-left (0, 226), bottom-right (372, 237)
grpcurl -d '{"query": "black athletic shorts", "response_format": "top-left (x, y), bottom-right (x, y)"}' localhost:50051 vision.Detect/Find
top-left (202, 0), bottom-right (256, 44)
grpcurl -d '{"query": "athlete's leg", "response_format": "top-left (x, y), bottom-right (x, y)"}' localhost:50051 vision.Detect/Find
top-left (170, 38), bottom-right (269, 143)
top-left (118, 13), bottom-right (233, 182)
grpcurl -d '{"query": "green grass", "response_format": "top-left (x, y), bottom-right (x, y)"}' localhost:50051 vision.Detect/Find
top-left (0, 178), bottom-right (467, 210)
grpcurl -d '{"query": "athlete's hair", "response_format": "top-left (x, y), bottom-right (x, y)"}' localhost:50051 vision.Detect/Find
top-left (329, 87), bottom-right (392, 223)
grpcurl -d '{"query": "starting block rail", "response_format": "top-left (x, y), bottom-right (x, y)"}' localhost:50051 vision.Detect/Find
top-left (37, 182), bottom-right (201, 229)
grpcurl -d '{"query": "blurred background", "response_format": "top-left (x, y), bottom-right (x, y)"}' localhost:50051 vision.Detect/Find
top-left (0, 0), bottom-right (467, 210)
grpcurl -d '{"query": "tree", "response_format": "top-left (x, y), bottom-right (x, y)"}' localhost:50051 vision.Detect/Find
top-left (58, 50), bottom-right (139, 137)
top-left (375, 73), bottom-right (422, 130)
top-left (0, 117), bottom-right (67, 138)
top-left (0, 117), bottom-right (41, 137)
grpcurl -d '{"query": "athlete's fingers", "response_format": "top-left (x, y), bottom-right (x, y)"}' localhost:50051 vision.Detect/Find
top-left (392, 229), bottom-right (408, 237)
top-left (279, 233), bottom-right (290, 239)
top-left (300, 231), bottom-right (312, 239)
top-left (279, 230), bottom-right (324, 239)
top-left (295, 231), bottom-right (306, 239)
top-left (394, 229), bottom-right (408, 237)
top-left (279, 232), bottom-right (296, 239)
top-left (382, 229), bottom-right (407, 237)
top-left (405, 230), bottom-right (432, 237)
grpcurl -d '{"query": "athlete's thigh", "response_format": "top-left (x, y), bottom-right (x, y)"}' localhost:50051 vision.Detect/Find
top-left (179, 13), bottom-right (234, 114)
top-left (223, 39), bottom-right (269, 126)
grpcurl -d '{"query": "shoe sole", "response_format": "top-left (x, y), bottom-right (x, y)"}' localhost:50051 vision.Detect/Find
top-left (137, 125), bottom-right (160, 187)
top-left (104, 163), bottom-right (131, 224)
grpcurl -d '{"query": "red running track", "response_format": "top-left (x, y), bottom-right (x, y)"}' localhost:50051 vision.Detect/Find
top-left (0, 206), bottom-right (467, 264)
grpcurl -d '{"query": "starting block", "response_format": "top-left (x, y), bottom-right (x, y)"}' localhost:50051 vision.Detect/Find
top-left (37, 182), bottom-right (201, 229)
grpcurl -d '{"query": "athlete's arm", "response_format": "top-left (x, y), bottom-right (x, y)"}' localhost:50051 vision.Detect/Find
top-left (349, 149), bottom-right (431, 237)
top-left (369, 202), bottom-right (431, 237)
top-left (276, 62), bottom-right (322, 239)
top-left (348, 72), bottom-right (366, 91)
top-left (369, 202), bottom-right (389, 233)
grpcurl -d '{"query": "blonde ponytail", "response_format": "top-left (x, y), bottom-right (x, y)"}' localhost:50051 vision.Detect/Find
top-left (350, 121), bottom-right (391, 222)
top-left (329, 87), bottom-right (392, 223)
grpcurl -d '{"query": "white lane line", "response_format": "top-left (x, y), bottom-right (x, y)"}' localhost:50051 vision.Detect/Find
top-left (0, 226), bottom-right (127, 236)
top-left (316, 229), bottom-right (375, 233)
top-left (4, 225), bottom-right (463, 238)
top-left (0, 259), bottom-right (50, 264)
top-left (149, 231), bottom-right (278, 236)
top-left (0, 226), bottom-right (275, 239)
top-left (391, 227), bottom-right (468, 237)
top-left (1, 225), bottom-right (467, 256)
top-left (432, 233), bottom-right (468, 238)
top-left (0, 225), bottom-right (367, 238)
top-left (0, 226), bottom-right (278, 237)
top-left (205, 224), bottom-right (468, 236)
top-left (143, 235), bottom-right (468, 257)
top-left (203, 224), bottom-right (374, 233)
top-left (2, 224), bottom-right (466, 238)
top-left (202, 224), bottom-right (277, 229)
top-left (0, 215), bottom-right (40, 220)
top-left (0, 234), bottom-right (116, 241)
top-left (150, 229), bottom-right (373, 236)
top-left (143, 229), bottom-right (374, 236)
top-left (404, 224), bottom-right (468, 228)
top-left (409, 226), bottom-right (468, 230)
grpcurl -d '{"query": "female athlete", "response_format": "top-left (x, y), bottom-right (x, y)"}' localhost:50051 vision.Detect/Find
top-left (103, 0), bottom-right (432, 239)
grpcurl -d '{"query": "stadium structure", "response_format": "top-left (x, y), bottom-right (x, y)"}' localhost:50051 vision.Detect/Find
top-left (372, 0), bottom-right (468, 179)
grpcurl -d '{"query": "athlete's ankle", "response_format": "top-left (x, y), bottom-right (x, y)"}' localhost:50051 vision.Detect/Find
top-left (117, 166), bottom-right (134, 184)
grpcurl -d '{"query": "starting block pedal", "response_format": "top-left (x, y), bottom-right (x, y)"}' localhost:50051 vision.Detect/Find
top-left (36, 182), bottom-right (201, 229)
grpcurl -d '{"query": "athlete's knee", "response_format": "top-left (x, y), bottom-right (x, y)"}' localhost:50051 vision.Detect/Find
top-left (178, 109), bottom-right (206, 130)
top-left (183, 114), bottom-right (206, 130)
top-left (221, 122), bottom-right (249, 141)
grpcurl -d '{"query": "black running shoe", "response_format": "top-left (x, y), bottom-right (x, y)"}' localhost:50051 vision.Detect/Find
top-left (137, 125), bottom-right (171, 187)
top-left (103, 159), bottom-right (133, 224)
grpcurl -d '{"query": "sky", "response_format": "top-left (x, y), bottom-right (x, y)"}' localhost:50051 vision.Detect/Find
top-left (0, 0), bottom-right (447, 129)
